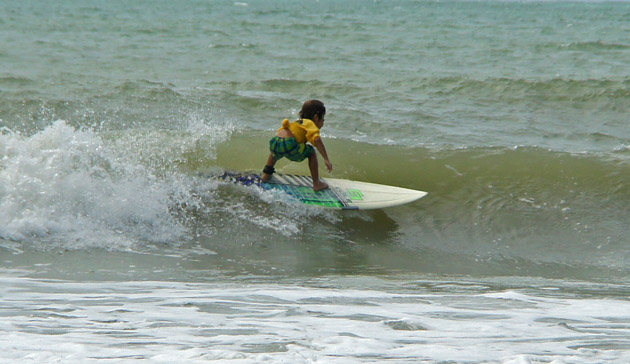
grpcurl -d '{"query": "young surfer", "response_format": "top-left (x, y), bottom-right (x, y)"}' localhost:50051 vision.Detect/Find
top-left (261, 100), bottom-right (333, 191)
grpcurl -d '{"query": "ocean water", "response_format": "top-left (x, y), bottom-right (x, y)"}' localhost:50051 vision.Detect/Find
top-left (1, 0), bottom-right (629, 362)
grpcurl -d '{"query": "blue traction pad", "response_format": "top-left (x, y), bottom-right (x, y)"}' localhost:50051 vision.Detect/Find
top-left (218, 171), bottom-right (348, 208)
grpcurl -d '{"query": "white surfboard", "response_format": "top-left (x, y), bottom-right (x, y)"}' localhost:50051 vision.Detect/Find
top-left (219, 172), bottom-right (427, 210)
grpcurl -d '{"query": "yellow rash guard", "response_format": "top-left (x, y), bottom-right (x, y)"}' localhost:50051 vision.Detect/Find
top-left (278, 118), bottom-right (321, 144)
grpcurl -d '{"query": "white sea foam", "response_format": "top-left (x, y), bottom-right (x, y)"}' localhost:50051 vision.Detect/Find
top-left (0, 121), bottom-right (202, 250)
top-left (211, 182), bottom-right (340, 237)
top-left (1, 276), bottom-right (629, 364)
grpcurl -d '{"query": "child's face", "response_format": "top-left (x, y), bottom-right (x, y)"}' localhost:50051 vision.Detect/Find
top-left (315, 114), bottom-right (325, 129)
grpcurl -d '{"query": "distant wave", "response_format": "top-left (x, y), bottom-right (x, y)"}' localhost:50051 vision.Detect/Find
top-left (0, 75), bottom-right (34, 86)
top-left (542, 40), bottom-right (630, 51)
top-left (412, 76), bottom-right (630, 102)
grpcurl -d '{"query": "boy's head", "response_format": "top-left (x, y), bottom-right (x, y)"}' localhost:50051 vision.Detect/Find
top-left (299, 100), bottom-right (326, 121)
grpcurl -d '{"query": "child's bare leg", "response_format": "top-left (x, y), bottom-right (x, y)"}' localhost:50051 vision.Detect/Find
top-left (308, 152), bottom-right (328, 191)
top-left (262, 154), bottom-right (276, 182)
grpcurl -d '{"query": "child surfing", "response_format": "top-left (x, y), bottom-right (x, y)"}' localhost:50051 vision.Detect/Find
top-left (261, 100), bottom-right (333, 191)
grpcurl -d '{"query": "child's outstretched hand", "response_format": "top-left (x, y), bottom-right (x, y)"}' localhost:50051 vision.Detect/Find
top-left (325, 160), bottom-right (333, 173)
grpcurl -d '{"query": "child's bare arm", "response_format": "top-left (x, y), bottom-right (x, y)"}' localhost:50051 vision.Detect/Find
top-left (313, 137), bottom-right (333, 172)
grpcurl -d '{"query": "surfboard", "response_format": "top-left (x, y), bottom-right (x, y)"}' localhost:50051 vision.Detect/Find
top-left (219, 171), bottom-right (427, 210)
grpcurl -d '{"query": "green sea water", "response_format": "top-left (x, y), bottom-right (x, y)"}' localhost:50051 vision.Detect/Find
top-left (1, 1), bottom-right (630, 363)
top-left (2, 0), bottom-right (628, 150)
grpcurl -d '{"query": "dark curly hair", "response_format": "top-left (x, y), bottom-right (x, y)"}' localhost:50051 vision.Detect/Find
top-left (299, 100), bottom-right (326, 120)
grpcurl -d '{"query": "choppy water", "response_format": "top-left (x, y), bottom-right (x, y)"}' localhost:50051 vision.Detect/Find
top-left (1, 0), bottom-right (629, 362)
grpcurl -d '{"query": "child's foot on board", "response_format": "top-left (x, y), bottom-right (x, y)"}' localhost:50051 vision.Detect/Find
top-left (313, 180), bottom-right (329, 191)
top-left (261, 173), bottom-right (272, 182)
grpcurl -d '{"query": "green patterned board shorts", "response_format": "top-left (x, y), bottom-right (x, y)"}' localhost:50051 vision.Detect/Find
top-left (269, 136), bottom-right (314, 162)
